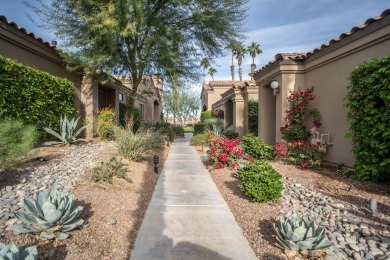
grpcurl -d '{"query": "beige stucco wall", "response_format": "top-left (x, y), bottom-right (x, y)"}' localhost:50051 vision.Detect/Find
top-left (303, 23), bottom-right (390, 166)
top-left (255, 15), bottom-right (390, 166)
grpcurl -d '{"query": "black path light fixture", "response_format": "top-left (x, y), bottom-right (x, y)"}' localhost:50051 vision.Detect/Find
top-left (153, 155), bottom-right (160, 174)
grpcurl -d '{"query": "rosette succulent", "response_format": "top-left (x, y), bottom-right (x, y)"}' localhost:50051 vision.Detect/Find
top-left (274, 213), bottom-right (332, 251)
top-left (0, 242), bottom-right (37, 260)
top-left (11, 189), bottom-right (85, 240)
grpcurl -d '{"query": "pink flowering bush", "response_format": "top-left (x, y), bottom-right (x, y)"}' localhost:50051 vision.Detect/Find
top-left (280, 87), bottom-right (321, 141)
top-left (274, 140), bottom-right (322, 170)
top-left (207, 136), bottom-right (251, 169)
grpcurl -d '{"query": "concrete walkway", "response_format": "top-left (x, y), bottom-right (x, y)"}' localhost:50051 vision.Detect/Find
top-left (130, 134), bottom-right (257, 260)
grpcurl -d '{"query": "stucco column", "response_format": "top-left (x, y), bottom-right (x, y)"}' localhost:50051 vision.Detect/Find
top-left (81, 75), bottom-right (98, 139)
top-left (232, 96), bottom-right (245, 137)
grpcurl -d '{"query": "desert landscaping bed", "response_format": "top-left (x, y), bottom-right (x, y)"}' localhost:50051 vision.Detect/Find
top-left (0, 141), bottom-right (168, 259)
top-left (207, 159), bottom-right (390, 260)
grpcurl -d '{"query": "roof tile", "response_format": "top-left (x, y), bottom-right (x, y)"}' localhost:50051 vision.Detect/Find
top-left (0, 15), bottom-right (54, 48)
top-left (254, 8), bottom-right (390, 75)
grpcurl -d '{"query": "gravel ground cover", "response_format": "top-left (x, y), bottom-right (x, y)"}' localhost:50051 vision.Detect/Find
top-left (207, 158), bottom-right (390, 260)
top-left (0, 141), bottom-right (168, 259)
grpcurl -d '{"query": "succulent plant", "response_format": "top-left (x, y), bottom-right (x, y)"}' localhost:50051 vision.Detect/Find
top-left (0, 242), bottom-right (37, 260)
top-left (274, 212), bottom-right (332, 251)
top-left (43, 115), bottom-right (88, 145)
top-left (11, 189), bottom-right (85, 240)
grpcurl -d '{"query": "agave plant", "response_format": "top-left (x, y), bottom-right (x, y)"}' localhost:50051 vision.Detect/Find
top-left (43, 115), bottom-right (88, 145)
top-left (274, 212), bottom-right (332, 251)
top-left (0, 242), bottom-right (37, 260)
top-left (11, 189), bottom-right (85, 240)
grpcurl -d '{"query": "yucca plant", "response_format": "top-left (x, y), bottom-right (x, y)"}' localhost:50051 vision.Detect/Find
top-left (11, 189), bottom-right (85, 240)
top-left (204, 118), bottom-right (226, 136)
top-left (0, 242), bottom-right (37, 260)
top-left (274, 212), bottom-right (332, 251)
top-left (43, 115), bottom-right (88, 145)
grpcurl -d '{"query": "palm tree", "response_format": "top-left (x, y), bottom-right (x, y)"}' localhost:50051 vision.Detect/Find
top-left (247, 42), bottom-right (262, 81)
top-left (200, 58), bottom-right (210, 85)
top-left (208, 67), bottom-right (217, 81)
top-left (235, 42), bottom-right (246, 81)
top-left (225, 39), bottom-right (239, 81)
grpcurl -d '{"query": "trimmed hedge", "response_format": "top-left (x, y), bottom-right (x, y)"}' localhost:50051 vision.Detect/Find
top-left (238, 160), bottom-right (283, 202)
top-left (193, 123), bottom-right (206, 135)
top-left (0, 55), bottom-right (75, 130)
top-left (346, 55), bottom-right (390, 182)
top-left (248, 100), bottom-right (258, 135)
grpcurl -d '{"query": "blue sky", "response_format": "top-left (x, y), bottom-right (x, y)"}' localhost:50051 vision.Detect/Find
top-left (0, 0), bottom-right (389, 83)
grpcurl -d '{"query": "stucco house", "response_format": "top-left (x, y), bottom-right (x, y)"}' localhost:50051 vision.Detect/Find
top-left (254, 8), bottom-right (390, 166)
top-left (200, 80), bottom-right (259, 136)
top-left (0, 15), bottom-right (163, 138)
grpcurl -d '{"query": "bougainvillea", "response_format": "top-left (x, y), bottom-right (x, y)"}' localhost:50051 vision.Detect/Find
top-left (274, 140), bottom-right (322, 170)
top-left (207, 136), bottom-right (251, 169)
top-left (280, 87), bottom-right (321, 142)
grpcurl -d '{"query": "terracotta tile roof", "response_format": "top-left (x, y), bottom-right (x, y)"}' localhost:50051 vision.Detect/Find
top-left (0, 15), bottom-right (55, 48)
top-left (254, 8), bottom-right (390, 75)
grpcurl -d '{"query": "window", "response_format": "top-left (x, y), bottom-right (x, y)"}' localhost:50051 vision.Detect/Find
top-left (118, 93), bottom-right (123, 101)
top-left (140, 104), bottom-right (145, 119)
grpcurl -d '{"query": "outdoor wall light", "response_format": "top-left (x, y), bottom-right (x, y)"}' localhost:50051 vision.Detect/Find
top-left (153, 155), bottom-right (160, 174)
top-left (270, 80), bottom-right (279, 96)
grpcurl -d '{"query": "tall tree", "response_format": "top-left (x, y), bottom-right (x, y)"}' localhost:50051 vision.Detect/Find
top-left (163, 87), bottom-right (200, 127)
top-left (28, 0), bottom-right (248, 123)
top-left (200, 58), bottom-right (210, 85)
top-left (235, 42), bottom-right (246, 81)
top-left (225, 39), bottom-right (239, 82)
top-left (208, 67), bottom-right (217, 81)
top-left (247, 42), bottom-right (262, 81)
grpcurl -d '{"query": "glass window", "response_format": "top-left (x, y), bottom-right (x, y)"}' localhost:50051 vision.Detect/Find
top-left (118, 93), bottom-right (123, 101)
top-left (140, 104), bottom-right (145, 119)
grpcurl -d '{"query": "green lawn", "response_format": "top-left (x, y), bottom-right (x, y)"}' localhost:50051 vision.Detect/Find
top-left (184, 127), bottom-right (194, 133)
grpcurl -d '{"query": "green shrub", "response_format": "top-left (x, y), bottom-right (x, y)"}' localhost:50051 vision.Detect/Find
top-left (163, 126), bottom-right (175, 141)
top-left (0, 119), bottom-right (38, 170)
top-left (119, 102), bottom-right (126, 127)
top-left (172, 125), bottom-right (184, 136)
top-left (346, 55), bottom-right (390, 182)
top-left (91, 157), bottom-right (131, 184)
top-left (115, 128), bottom-right (166, 161)
top-left (96, 107), bottom-right (119, 140)
top-left (238, 161), bottom-right (284, 202)
top-left (0, 55), bottom-right (75, 130)
top-left (248, 100), bottom-right (258, 135)
top-left (190, 131), bottom-right (209, 146)
top-left (144, 122), bottom-right (175, 141)
top-left (132, 107), bottom-right (143, 133)
top-left (223, 130), bottom-right (239, 139)
top-left (242, 134), bottom-right (276, 160)
top-left (193, 123), bottom-right (206, 135)
top-left (200, 110), bottom-right (212, 122)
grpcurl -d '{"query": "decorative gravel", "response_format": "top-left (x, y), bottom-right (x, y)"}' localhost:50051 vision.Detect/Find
top-left (0, 142), bottom-right (113, 234)
top-left (207, 159), bottom-right (390, 260)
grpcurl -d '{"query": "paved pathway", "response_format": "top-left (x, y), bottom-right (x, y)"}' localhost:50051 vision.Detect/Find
top-left (131, 134), bottom-right (257, 260)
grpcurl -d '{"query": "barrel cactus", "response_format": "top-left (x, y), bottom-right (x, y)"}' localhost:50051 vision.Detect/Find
top-left (274, 213), bottom-right (332, 251)
top-left (11, 189), bottom-right (85, 240)
top-left (0, 242), bottom-right (37, 260)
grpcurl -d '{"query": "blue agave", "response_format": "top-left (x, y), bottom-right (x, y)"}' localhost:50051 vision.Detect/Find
top-left (11, 189), bottom-right (85, 240)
